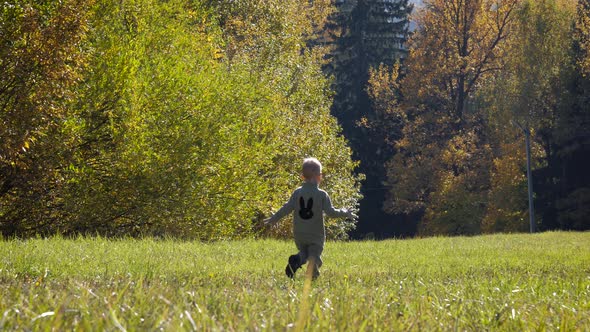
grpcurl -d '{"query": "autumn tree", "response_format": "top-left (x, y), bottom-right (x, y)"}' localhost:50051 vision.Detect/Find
top-left (479, 0), bottom-right (577, 231)
top-left (578, 0), bottom-right (590, 72)
top-left (381, 0), bottom-right (519, 235)
top-left (0, 0), bottom-right (93, 235)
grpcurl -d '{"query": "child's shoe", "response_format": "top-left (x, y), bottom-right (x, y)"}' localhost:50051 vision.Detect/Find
top-left (285, 254), bottom-right (302, 278)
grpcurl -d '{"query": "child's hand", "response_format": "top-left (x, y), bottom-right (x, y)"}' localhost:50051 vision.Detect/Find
top-left (345, 209), bottom-right (358, 220)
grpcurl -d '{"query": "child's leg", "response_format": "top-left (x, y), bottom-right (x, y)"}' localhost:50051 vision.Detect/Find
top-left (295, 239), bottom-right (309, 264)
top-left (286, 240), bottom-right (307, 278)
top-left (307, 243), bottom-right (324, 279)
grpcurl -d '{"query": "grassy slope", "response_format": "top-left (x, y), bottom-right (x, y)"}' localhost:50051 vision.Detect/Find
top-left (0, 232), bottom-right (589, 330)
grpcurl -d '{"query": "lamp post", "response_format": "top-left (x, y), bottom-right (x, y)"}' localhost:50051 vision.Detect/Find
top-left (514, 121), bottom-right (536, 233)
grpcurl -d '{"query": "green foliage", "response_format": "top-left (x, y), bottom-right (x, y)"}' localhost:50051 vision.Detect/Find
top-left (493, 0), bottom-right (575, 130)
top-left (0, 233), bottom-right (589, 329)
top-left (0, 0), bottom-right (361, 239)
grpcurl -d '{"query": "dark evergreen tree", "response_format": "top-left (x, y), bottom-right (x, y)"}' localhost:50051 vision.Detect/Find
top-left (544, 0), bottom-right (590, 230)
top-left (531, 0), bottom-right (590, 232)
top-left (550, 71), bottom-right (590, 230)
top-left (324, 0), bottom-right (413, 238)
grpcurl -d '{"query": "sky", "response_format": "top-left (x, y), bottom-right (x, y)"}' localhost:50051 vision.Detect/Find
top-left (408, 0), bottom-right (423, 31)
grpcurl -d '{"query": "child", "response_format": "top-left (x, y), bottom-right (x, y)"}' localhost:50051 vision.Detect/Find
top-left (264, 158), bottom-right (356, 279)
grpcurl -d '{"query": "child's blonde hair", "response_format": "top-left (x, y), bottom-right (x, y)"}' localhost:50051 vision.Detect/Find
top-left (302, 158), bottom-right (322, 180)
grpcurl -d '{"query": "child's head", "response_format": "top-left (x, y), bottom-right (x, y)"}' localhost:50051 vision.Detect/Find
top-left (302, 158), bottom-right (322, 183)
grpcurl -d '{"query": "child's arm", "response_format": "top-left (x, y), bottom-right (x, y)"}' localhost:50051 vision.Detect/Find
top-left (263, 193), bottom-right (296, 226)
top-left (323, 192), bottom-right (357, 219)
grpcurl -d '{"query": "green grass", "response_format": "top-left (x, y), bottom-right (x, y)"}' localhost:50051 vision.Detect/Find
top-left (0, 232), bottom-right (589, 331)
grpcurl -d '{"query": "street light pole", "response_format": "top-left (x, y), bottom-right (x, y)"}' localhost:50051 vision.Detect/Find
top-left (524, 127), bottom-right (536, 233)
top-left (513, 120), bottom-right (536, 233)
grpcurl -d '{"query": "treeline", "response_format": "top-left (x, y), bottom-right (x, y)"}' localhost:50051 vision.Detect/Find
top-left (0, 0), bottom-right (362, 239)
top-left (369, 0), bottom-right (590, 235)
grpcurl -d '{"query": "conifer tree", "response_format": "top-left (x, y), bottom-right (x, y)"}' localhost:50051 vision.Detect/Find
top-left (547, 0), bottom-right (590, 230)
top-left (326, 0), bottom-right (413, 237)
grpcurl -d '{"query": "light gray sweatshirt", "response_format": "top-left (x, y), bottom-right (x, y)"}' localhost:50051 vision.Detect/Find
top-left (267, 182), bottom-right (350, 243)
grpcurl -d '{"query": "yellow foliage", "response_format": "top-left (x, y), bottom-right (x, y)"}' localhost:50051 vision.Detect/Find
top-left (405, 0), bottom-right (519, 120)
top-left (578, 0), bottom-right (590, 74)
top-left (482, 139), bottom-right (529, 233)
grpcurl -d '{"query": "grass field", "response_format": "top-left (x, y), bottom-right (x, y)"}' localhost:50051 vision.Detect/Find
top-left (0, 232), bottom-right (589, 331)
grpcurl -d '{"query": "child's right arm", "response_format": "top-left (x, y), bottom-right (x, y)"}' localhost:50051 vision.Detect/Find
top-left (263, 193), bottom-right (296, 226)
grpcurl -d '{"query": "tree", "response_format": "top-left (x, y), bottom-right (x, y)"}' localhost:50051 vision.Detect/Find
top-left (547, 0), bottom-right (590, 230)
top-left (382, 0), bottom-right (519, 235)
top-left (0, 0), bottom-right (93, 235)
top-left (483, 0), bottom-right (578, 231)
top-left (207, 0), bottom-right (363, 239)
top-left (326, 0), bottom-right (413, 237)
top-left (402, 0), bottom-right (518, 121)
top-left (1, 0), bottom-right (362, 239)
top-left (578, 0), bottom-right (590, 72)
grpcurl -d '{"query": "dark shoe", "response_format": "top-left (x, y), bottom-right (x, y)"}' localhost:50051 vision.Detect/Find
top-left (312, 271), bottom-right (319, 281)
top-left (285, 254), bottom-right (301, 278)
